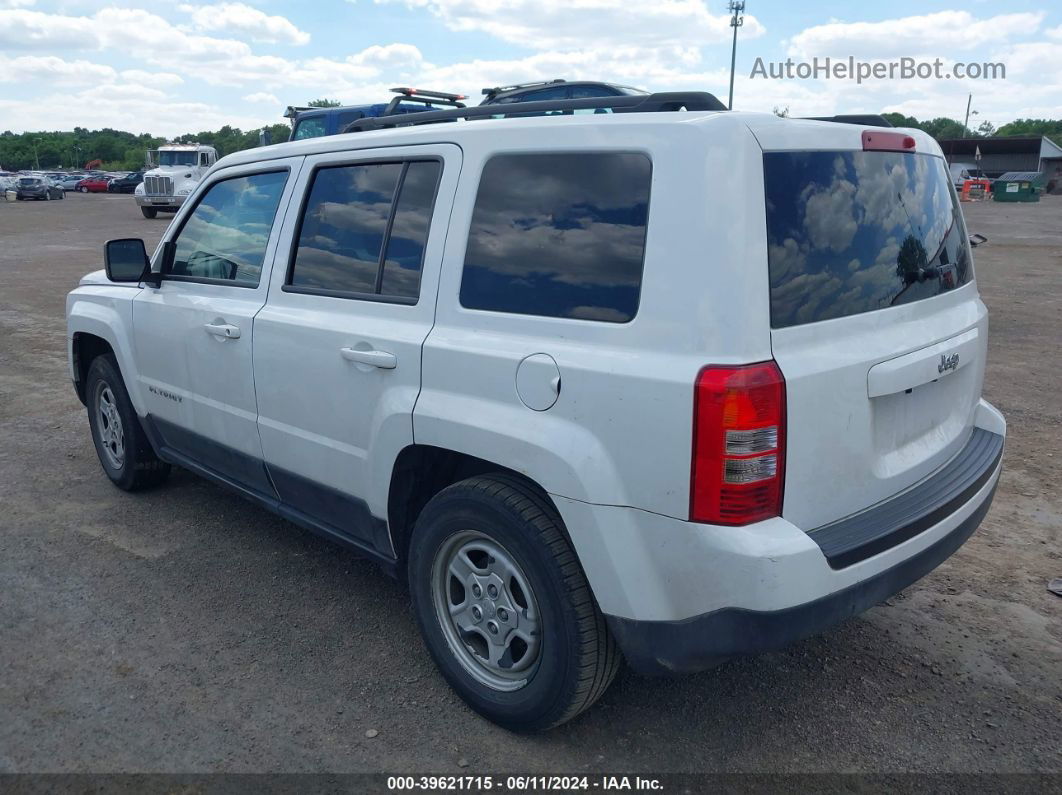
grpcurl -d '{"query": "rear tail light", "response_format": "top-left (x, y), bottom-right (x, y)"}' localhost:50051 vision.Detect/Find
top-left (690, 361), bottom-right (786, 525)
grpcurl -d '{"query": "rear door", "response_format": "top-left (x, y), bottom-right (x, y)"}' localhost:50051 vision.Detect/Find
top-left (752, 122), bottom-right (987, 531)
top-left (253, 144), bottom-right (460, 550)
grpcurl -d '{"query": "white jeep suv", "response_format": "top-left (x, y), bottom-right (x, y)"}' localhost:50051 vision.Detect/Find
top-left (66, 92), bottom-right (1005, 731)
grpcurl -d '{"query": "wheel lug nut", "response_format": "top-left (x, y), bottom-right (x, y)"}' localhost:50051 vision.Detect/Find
top-left (487, 584), bottom-right (498, 599)
top-left (497, 608), bottom-right (508, 622)
top-left (472, 584), bottom-right (482, 598)
top-left (487, 621), bottom-right (499, 635)
top-left (471, 605), bottom-right (483, 622)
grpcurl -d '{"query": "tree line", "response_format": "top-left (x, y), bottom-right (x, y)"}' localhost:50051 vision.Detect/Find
top-left (4, 106), bottom-right (1060, 172)
top-left (0, 123), bottom-right (292, 172)
top-left (879, 114), bottom-right (1060, 145)
top-left (0, 99), bottom-right (345, 172)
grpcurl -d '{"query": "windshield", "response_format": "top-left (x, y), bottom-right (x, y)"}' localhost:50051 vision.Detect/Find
top-left (156, 151), bottom-right (198, 166)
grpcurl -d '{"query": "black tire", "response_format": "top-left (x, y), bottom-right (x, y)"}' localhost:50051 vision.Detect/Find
top-left (408, 474), bottom-right (621, 731)
top-left (140, 207), bottom-right (157, 219)
top-left (85, 354), bottom-right (170, 491)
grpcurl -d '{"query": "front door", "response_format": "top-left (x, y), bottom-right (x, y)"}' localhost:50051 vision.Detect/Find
top-left (133, 159), bottom-right (302, 495)
top-left (253, 145), bottom-right (461, 551)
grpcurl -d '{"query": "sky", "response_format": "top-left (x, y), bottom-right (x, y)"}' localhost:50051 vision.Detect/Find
top-left (0, 0), bottom-right (1059, 136)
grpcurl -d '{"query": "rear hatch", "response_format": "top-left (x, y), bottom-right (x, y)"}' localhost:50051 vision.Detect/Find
top-left (752, 120), bottom-right (987, 531)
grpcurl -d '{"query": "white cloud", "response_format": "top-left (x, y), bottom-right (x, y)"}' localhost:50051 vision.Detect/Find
top-left (120, 69), bottom-right (185, 88)
top-left (788, 11), bottom-right (1046, 58)
top-left (0, 55), bottom-right (114, 86)
top-left (0, 9), bottom-right (98, 49)
top-left (243, 91), bottom-right (280, 104)
top-left (180, 2), bottom-right (311, 45)
top-left (0, 0), bottom-right (36, 7)
top-left (375, 0), bottom-right (765, 50)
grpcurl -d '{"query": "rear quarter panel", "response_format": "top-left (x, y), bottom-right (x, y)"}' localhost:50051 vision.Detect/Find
top-left (415, 115), bottom-right (773, 518)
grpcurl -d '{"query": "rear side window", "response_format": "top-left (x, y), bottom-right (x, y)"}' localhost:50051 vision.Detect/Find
top-left (460, 152), bottom-right (651, 323)
top-left (764, 151), bottom-right (971, 328)
top-left (288, 160), bottom-right (441, 301)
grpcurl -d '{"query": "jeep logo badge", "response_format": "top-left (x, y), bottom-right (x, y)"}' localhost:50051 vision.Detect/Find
top-left (938, 353), bottom-right (960, 374)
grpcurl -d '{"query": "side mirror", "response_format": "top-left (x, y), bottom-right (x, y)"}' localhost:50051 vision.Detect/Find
top-left (104, 238), bottom-right (149, 282)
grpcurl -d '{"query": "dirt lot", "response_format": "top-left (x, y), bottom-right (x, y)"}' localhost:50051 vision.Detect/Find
top-left (0, 191), bottom-right (1059, 775)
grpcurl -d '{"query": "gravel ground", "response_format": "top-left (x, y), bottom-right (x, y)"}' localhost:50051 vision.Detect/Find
top-left (0, 191), bottom-right (1059, 774)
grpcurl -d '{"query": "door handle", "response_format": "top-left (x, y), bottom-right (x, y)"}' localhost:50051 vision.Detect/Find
top-left (204, 322), bottom-right (241, 339)
top-left (340, 347), bottom-right (397, 369)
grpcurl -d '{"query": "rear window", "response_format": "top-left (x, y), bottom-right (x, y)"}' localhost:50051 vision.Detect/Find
top-left (292, 116), bottom-right (327, 140)
top-left (764, 151), bottom-right (972, 328)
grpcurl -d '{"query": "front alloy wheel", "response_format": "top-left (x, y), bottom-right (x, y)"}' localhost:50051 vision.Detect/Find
top-left (94, 382), bottom-right (125, 470)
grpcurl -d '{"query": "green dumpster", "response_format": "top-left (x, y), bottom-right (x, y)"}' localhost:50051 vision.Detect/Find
top-left (993, 171), bottom-right (1042, 202)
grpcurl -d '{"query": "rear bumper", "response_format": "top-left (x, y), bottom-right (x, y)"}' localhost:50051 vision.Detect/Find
top-left (553, 401), bottom-right (1005, 676)
top-left (608, 474), bottom-right (998, 674)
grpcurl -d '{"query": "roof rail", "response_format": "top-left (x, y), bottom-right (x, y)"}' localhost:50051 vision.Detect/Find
top-left (804, 114), bottom-right (894, 127)
top-left (481, 79), bottom-right (566, 98)
top-left (342, 91), bottom-right (727, 134)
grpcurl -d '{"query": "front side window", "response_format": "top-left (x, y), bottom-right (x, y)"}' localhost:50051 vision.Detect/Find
top-left (289, 160), bottom-right (441, 301)
top-left (460, 152), bottom-right (651, 323)
top-left (169, 171), bottom-right (288, 286)
top-left (764, 151), bottom-right (972, 328)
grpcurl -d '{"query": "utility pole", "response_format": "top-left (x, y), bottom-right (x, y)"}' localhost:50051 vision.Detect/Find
top-left (32, 138), bottom-right (40, 171)
top-left (963, 93), bottom-right (972, 136)
top-left (728, 0), bottom-right (745, 110)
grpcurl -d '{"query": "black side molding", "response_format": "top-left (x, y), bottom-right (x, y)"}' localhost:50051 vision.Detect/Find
top-left (141, 415), bottom-right (398, 576)
top-left (809, 428), bottom-right (1004, 569)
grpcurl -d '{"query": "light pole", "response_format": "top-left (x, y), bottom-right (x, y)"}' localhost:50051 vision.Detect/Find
top-left (728, 0), bottom-right (745, 110)
top-left (963, 93), bottom-right (974, 136)
top-left (32, 138), bottom-right (41, 171)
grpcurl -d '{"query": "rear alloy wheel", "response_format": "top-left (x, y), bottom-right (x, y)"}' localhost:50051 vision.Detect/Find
top-left (408, 474), bottom-right (621, 731)
top-left (78, 186), bottom-right (87, 193)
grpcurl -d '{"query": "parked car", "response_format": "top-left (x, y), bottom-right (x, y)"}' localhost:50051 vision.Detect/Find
top-left (56, 174), bottom-right (88, 191)
top-left (480, 79), bottom-right (648, 106)
top-left (16, 176), bottom-right (64, 200)
top-left (76, 176), bottom-right (111, 193)
top-left (286, 87), bottom-right (467, 140)
top-left (67, 92), bottom-right (1005, 731)
top-left (108, 171), bottom-right (145, 193)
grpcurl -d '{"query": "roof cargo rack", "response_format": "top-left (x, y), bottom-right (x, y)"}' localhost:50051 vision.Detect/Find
top-left (385, 87), bottom-right (467, 115)
top-left (482, 79), bottom-right (566, 98)
top-left (342, 91), bottom-right (727, 134)
top-left (804, 114), bottom-right (894, 127)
